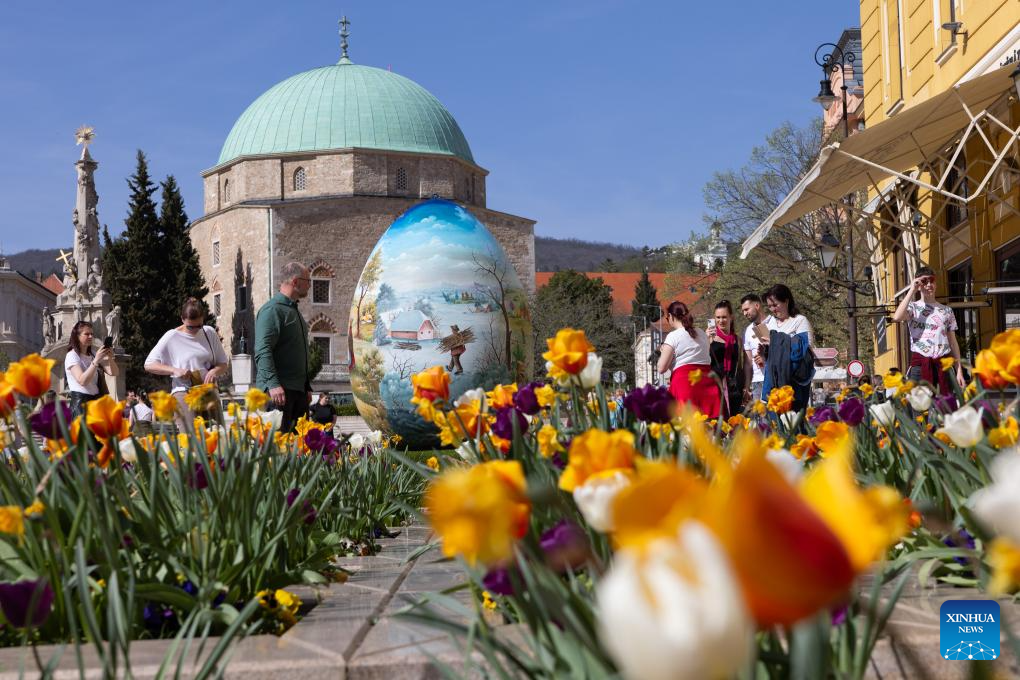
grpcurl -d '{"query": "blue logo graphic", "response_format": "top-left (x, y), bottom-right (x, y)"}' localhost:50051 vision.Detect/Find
top-left (940, 600), bottom-right (1000, 660)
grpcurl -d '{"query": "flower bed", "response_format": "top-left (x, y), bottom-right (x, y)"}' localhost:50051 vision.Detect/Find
top-left (0, 358), bottom-right (425, 676)
top-left (397, 328), bottom-right (1020, 678)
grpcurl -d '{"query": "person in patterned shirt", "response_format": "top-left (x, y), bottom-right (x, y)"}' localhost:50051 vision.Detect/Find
top-left (892, 266), bottom-right (965, 394)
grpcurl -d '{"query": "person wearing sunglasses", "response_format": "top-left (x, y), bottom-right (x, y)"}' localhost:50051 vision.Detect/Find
top-left (892, 266), bottom-right (965, 394)
top-left (145, 297), bottom-right (229, 424)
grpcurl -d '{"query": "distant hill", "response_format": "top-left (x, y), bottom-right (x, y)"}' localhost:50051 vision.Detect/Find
top-left (535, 236), bottom-right (668, 272)
top-left (7, 248), bottom-right (67, 279)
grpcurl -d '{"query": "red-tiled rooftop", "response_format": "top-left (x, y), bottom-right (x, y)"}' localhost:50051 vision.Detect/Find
top-left (535, 271), bottom-right (718, 316)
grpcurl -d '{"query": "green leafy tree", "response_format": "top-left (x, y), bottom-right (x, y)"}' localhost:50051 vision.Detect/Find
top-left (308, 341), bottom-right (324, 382)
top-left (631, 269), bottom-right (661, 328)
top-left (702, 120), bottom-right (874, 362)
top-left (532, 271), bottom-right (632, 383)
top-left (160, 175), bottom-right (207, 316)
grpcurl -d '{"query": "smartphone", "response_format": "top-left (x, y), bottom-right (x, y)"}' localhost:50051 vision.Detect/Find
top-left (103, 336), bottom-right (113, 349)
top-left (753, 323), bottom-right (770, 342)
top-left (707, 319), bottom-right (716, 331)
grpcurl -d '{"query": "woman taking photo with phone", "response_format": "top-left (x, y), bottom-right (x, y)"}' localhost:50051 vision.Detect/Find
top-left (892, 266), bottom-right (965, 394)
top-left (708, 300), bottom-right (746, 417)
top-left (65, 320), bottom-right (117, 417)
top-left (145, 298), bottom-right (229, 424)
top-left (656, 300), bottom-right (720, 417)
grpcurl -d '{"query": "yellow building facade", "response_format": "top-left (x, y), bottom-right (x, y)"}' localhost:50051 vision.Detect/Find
top-left (860, 0), bottom-right (1020, 372)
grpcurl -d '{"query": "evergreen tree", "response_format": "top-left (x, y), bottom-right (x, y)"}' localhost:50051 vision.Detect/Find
top-left (110, 150), bottom-right (164, 388)
top-left (631, 269), bottom-right (661, 327)
top-left (160, 175), bottom-right (207, 311)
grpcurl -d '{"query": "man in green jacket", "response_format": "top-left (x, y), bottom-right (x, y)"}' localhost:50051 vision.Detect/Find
top-left (255, 262), bottom-right (312, 432)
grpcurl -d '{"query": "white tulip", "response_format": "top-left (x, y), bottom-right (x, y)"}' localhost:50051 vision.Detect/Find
top-left (906, 385), bottom-right (934, 412)
top-left (259, 410), bottom-right (283, 432)
top-left (572, 471), bottom-right (631, 532)
top-left (118, 438), bottom-right (139, 464)
top-left (367, 430), bottom-right (383, 445)
top-left (348, 433), bottom-right (365, 451)
top-left (970, 448), bottom-right (1020, 544)
top-left (766, 448), bottom-right (804, 483)
top-left (16, 446), bottom-right (31, 462)
top-left (937, 406), bottom-right (984, 448)
top-left (869, 401), bottom-right (896, 428)
top-left (578, 353), bottom-right (604, 390)
top-left (597, 522), bottom-right (753, 680)
top-left (454, 388), bottom-right (486, 408)
top-left (779, 411), bottom-right (799, 431)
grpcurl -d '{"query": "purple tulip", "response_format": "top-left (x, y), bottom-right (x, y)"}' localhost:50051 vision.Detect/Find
top-left (513, 382), bottom-right (543, 416)
top-left (492, 407), bottom-right (528, 441)
top-left (623, 384), bottom-right (674, 424)
top-left (550, 451), bottom-right (567, 471)
top-left (838, 398), bottom-right (866, 427)
top-left (187, 462), bottom-right (208, 490)
top-left (482, 567), bottom-right (515, 596)
top-left (29, 402), bottom-right (72, 440)
top-left (285, 488), bottom-right (317, 524)
top-left (809, 406), bottom-right (837, 425)
top-left (304, 428), bottom-right (338, 454)
top-left (0, 579), bottom-right (54, 628)
top-left (831, 604), bottom-right (848, 626)
top-left (540, 520), bottom-right (589, 571)
top-left (934, 394), bottom-right (958, 414)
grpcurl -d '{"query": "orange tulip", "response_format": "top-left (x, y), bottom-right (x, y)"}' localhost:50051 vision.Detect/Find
top-left (85, 395), bottom-right (125, 440)
top-left (4, 354), bottom-right (55, 399)
top-left (0, 379), bottom-right (15, 417)
top-left (814, 421), bottom-right (850, 456)
top-left (705, 448), bottom-right (855, 627)
top-left (611, 459), bottom-right (708, 549)
top-left (973, 329), bottom-right (1020, 388)
top-left (411, 366), bottom-right (451, 403)
top-left (543, 328), bottom-right (595, 376)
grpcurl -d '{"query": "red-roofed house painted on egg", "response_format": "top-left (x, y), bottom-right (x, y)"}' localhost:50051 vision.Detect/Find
top-left (389, 310), bottom-right (435, 341)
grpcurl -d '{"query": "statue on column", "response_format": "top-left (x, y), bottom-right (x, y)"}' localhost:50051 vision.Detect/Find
top-left (43, 308), bottom-right (55, 345)
top-left (105, 306), bottom-right (121, 348)
top-left (86, 257), bottom-right (103, 300)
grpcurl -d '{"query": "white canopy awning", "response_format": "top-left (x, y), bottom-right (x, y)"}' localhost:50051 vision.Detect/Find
top-left (741, 62), bottom-right (1020, 258)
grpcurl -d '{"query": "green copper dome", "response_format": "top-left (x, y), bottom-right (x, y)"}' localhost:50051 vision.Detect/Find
top-left (218, 62), bottom-right (474, 165)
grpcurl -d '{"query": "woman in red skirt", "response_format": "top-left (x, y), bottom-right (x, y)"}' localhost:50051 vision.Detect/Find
top-left (656, 301), bottom-right (721, 417)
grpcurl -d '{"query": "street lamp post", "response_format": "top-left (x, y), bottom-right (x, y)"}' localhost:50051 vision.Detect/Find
top-left (814, 42), bottom-right (860, 361)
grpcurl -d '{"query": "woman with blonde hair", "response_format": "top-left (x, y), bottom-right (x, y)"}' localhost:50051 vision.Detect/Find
top-left (656, 301), bottom-right (720, 417)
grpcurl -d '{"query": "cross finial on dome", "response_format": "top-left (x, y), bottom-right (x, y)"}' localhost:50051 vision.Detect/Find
top-left (338, 16), bottom-right (351, 64)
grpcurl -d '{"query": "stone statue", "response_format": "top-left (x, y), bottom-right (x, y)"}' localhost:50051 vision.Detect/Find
top-left (43, 308), bottom-right (55, 345)
top-left (86, 257), bottom-right (103, 300)
top-left (74, 299), bottom-right (84, 322)
top-left (105, 305), bottom-right (121, 348)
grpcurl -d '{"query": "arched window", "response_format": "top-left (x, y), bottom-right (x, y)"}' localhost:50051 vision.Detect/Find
top-left (311, 265), bottom-right (331, 305)
top-left (223, 179), bottom-right (231, 203)
top-left (395, 167), bottom-right (408, 192)
top-left (294, 167), bottom-right (306, 191)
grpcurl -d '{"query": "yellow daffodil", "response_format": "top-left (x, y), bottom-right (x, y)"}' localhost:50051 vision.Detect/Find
top-left (534, 384), bottom-right (557, 408)
top-left (536, 423), bottom-right (564, 458)
top-left (989, 417), bottom-right (1019, 449)
top-left (22, 500), bottom-right (44, 518)
top-left (752, 400), bottom-right (766, 416)
top-left (4, 353), bottom-right (55, 399)
top-left (149, 391), bottom-right (177, 421)
top-left (226, 402), bottom-right (241, 418)
top-left (559, 429), bottom-right (639, 492)
top-left (860, 383), bottom-right (874, 398)
top-left (184, 383), bottom-right (218, 413)
top-left (542, 328), bottom-right (595, 376)
top-left (766, 386), bottom-right (794, 414)
top-left (0, 506), bottom-right (25, 538)
top-left (482, 591), bottom-right (498, 611)
top-left (426, 460), bottom-right (530, 565)
top-left (882, 371), bottom-right (903, 389)
top-left (245, 387), bottom-right (269, 412)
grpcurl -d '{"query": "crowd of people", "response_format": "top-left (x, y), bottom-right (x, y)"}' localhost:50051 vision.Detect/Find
top-left (62, 258), bottom-right (966, 433)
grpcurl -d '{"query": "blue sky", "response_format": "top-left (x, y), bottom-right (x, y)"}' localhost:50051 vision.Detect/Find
top-left (0, 1), bottom-right (859, 253)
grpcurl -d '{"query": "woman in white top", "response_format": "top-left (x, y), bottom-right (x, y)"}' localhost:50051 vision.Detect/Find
top-left (759, 284), bottom-right (815, 411)
top-left (891, 265), bottom-right (964, 394)
top-left (65, 320), bottom-right (117, 417)
top-left (145, 298), bottom-right (229, 424)
top-left (656, 301), bottom-right (721, 417)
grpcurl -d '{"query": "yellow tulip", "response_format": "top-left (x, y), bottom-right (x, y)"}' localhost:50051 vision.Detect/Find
top-left (611, 459), bottom-right (708, 549)
top-left (4, 353), bottom-right (55, 399)
top-left (426, 460), bottom-right (530, 565)
top-left (486, 383), bottom-right (517, 409)
top-left (0, 506), bottom-right (25, 538)
top-left (149, 391), bottom-right (177, 421)
top-left (766, 386), bottom-right (794, 414)
top-left (558, 429), bottom-right (639, 492)
top-left (882, 371), bottom-right (903, 389)
top-left (542, 328), bottom-right (595, 376)
top-left (989, 417), bottom-right (1019, 449)
top-left (814, 421), bottom-right (850, 456)
top-left (987, 538), bottom-right (1020, 595)
top-left (534, 384), bottom-right (557, 408)
top-left (411, 365), bottom-right (451, 403)
top-left (536, 423), bottom-right (564, 458)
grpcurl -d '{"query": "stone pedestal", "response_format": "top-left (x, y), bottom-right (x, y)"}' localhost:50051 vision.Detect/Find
top-left (105, 350), bottom-right (129, 401)
top-left (231, 353), bottom-right (253, 393)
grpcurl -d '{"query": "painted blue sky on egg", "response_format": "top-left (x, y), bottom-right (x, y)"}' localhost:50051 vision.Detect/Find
top-left (368, 200), bottom-right (515, 293)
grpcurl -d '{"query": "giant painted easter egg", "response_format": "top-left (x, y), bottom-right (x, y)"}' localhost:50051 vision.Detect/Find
top-left (349, 199), bottom-right (532, 448)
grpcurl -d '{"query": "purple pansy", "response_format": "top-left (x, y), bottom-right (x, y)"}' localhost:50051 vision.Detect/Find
top-left (482, 567), bottom-right (515, 596)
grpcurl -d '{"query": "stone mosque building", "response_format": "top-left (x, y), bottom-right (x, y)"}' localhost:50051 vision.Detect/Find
top-left (189, 24), bottom-right (535, 391)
